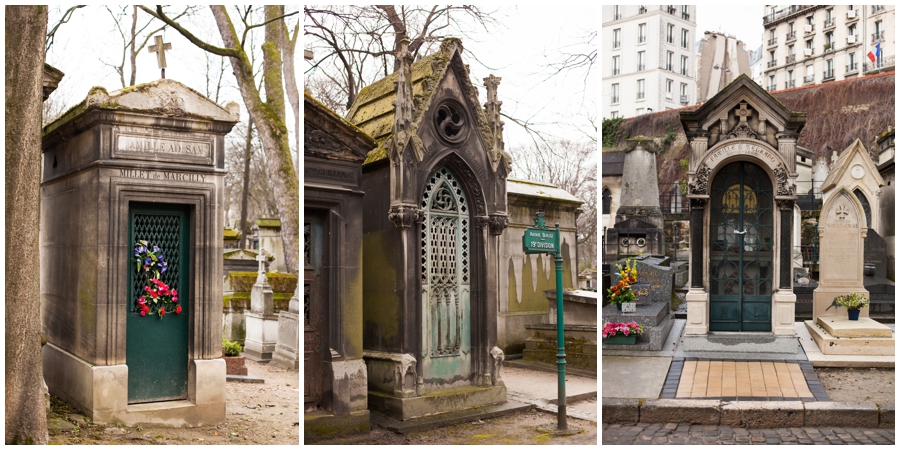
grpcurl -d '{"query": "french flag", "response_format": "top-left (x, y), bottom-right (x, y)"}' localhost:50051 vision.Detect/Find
top-left (868, 43), bottom-right (881, 62)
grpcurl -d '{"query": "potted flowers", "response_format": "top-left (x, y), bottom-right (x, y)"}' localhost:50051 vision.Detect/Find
top-left (602, 321), bottom-right (644, 345)
top-left (835, 292), bottom-right (869, 321)
top-left (607, 258), bottom-right (638, 310)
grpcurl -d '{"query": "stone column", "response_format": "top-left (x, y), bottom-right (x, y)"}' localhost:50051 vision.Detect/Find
top-left (689, 133), bottom-right (709, 172)
top-left (772, 199), bottom-right (798, 335)
top-left (777, 132), bottom-right (798, 173)
top-left (685, 197), bottom-right (709, 335)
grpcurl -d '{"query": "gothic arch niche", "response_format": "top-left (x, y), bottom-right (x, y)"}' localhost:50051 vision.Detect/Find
top-left (419, 165), bottom-right (477, 387)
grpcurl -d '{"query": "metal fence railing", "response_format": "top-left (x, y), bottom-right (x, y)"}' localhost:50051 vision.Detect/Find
top-left (659, 182), bottom-right (688, 213)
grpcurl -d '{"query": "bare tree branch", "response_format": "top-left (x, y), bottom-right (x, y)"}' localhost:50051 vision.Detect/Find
top-left (46, 5), bottom-right (86, 52)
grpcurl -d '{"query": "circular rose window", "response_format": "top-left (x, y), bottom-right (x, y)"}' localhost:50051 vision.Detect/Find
top-left (433, 100), bottom-right (468, 144)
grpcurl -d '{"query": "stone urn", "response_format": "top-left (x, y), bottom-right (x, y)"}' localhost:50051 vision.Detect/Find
top-left (223, 347), bottom-right (248, 376)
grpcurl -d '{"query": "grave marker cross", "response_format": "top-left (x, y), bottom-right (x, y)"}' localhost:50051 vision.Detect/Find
top-left (148, 35), bottom-right (172, 79)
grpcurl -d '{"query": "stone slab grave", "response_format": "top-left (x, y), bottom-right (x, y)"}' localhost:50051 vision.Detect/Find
top-left (603, 257), bottom-right (674, 352)
top-left (522, 290), bottom-right (597, 376)
top-left (40, 79), bottom-right (238, 426)
top-left (809, 150), bottom-right (894, 355)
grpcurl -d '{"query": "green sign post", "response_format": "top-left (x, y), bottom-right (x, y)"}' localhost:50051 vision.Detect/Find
top-left (522, 211), bottom-right (567, 430)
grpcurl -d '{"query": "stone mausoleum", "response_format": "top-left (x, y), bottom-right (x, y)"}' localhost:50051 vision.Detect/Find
top-left (680, 74), bottom-right (806, 354)
top-left (40, 79), bottom-right (238, 425)
top-left (346, 38), bottom-right (512, 420)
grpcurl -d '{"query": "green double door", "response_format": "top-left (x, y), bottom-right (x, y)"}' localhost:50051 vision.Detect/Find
top-left (126, 203), bottom-right (190, 403)
top-left (709, 162), bottom-right (773, 332)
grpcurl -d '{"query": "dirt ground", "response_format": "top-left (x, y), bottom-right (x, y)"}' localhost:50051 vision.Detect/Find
top-left (817, 367), bottom-right (895, 404)
top-left (312, 403), bottom-right (597, 445)
top-left (48, 359), bottom-right (299, 445)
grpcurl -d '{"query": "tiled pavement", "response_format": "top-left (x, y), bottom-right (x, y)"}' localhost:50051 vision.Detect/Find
top-left (661, 358), bottom-right (830, 401)
top-left (602, 423), bottom-right (895, 445)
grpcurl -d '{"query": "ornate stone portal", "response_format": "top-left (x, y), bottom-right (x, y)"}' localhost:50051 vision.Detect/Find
top-left (679, 75), bottom-right (806, 353)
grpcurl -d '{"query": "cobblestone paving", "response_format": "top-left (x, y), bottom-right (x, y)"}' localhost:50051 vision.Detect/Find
top-left (602, 423), bottom-right (895, 445)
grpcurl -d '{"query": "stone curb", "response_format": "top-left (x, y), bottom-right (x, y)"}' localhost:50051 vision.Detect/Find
top-left (602, 398), bottom-right (893, 428)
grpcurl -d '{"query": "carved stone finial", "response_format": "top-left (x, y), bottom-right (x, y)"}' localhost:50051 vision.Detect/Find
top-left (483, 74), bottom-right (507, 172)
top-left (387, 38), bottom-right (424, 164)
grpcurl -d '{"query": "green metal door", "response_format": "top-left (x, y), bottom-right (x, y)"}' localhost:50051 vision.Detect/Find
top-left (127, 203), bottom-right (190, 403)
top-left (709, 162), bottom-right (773, 331)
top-left (421, 167), bottom-right (471, 385)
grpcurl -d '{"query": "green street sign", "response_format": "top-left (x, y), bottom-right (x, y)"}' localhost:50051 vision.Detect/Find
top-left (522, 211), bottom-right (560, 255)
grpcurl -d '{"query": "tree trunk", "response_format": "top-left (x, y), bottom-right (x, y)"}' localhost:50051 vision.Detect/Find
top-left (239, 118), bottom-right (254, 250)
top-left (5, 4), bottom-right (50, 445)
top-left (281, 20), bottom-right (300, 170)
top-left (210, 6), bottom-right (299, 275)
top-left (129, 5), bottom-right (137, 86)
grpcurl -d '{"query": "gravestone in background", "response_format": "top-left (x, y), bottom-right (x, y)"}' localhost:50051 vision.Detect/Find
top-left (864, 229), bottom-right (888, 279)
top-left (812, 190), bottom-right (869, 321)
top-left (40, 79), bottom-right (238, 426)
top-left (244, 255), bottom-right (279, 362)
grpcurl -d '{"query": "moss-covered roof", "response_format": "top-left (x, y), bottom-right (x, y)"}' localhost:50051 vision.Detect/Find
top-left (346, 39), bottom-right (461, 165)
top-left (223, 228), bottom-right (240, 239)
top-left (255, 218), bottom-right (281, 228)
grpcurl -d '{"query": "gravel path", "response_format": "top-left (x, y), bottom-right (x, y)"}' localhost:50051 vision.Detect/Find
top-left (49, 359), bottom-right (299, 445)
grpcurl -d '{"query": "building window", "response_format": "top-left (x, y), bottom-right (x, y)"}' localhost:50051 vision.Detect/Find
top-left (768, 75), bottom-right (776, 91)
top-left (638, 23), bottom-right (646, 44)
top-left (613, 28), bottom-right (621, 49)
top-left (636, 107), bottom-right (644, 115)
top-left (681, 55), bottom-right (688, 75)
top-left (666, 79), bottom-right (673, 98)
top-left (602, 187), bottom-right (612, 214)
top-left (666, 51), bottom-right (673, 71)
top-left (681, 29), bottom-right (688, 48)
top-left (847, 52), bottom-right (857, 72)
top-left (611, 83), bottom-right (619, 104)
top-left (825, 32), bottom-right (834, 51)
top-left (805, 64), bottom-right (814, 83)
top-left (637, 79), bottom-right (645, 100)
top-left (825, 59), bottom-right (834, 79)
top-left (667, 23), bottom-right (674, 44)
top-left (610, 111), bottom-right (619, 119)
top-left (680, 83), bottom-right (687, 96)
top-left (612, 56), bottom-right (620, 75)
top-left (614, 5), bottom-right (621, 20)
top-left (787, 70), bottom-right (794, 88)
top-left (825, 8), bottom-right (834, 27)
top-left (874, 21), bottom-right (883, 42)
top-left (638, 51), bottom-right (645, 71)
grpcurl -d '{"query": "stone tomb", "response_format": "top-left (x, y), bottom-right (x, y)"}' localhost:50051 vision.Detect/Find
top-left (602, 257), bottom-right (674, 352)
top-left (40, 79), bottom-right (238, 426)
top-left (807, 147), bottom-right (894, 355)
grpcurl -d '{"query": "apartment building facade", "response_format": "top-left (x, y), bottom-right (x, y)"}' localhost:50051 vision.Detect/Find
top-left (603, 5), bottom-right (698, 119)
top-left (762, 5), bottom-right (894, 92)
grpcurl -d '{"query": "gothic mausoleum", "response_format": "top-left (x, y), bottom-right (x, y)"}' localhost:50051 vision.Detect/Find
top-left (346, 38), bottom-right (512, 420)
top-left (679, 74), bottom-right (807, 353)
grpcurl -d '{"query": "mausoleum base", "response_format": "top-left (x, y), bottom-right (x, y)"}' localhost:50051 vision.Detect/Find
top-left (43, 343), bottom-right (225, 427)
top-left (805, 319), bottom-right (894, 356)
top-left (681, 333), bottom-right (798, 355)
top-left (367, 385), bottom-right (507, 421)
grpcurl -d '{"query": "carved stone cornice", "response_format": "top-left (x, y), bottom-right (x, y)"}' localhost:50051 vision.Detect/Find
top-left (776, 199), bottom-right (795, 210)
top-left (388, 204), bottom-right (423, 229)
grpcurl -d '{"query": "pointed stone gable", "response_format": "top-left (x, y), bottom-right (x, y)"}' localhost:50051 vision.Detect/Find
top-left (346, 39), bottom-right (509, 172)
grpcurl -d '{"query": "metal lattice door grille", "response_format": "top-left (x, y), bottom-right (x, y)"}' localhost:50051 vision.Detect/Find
top-left (422, 167), bottom-right (469, 357)
top-left (131, 214), bottom-right (183, 312)
top-left (709, 161), bottom-right (774, 332)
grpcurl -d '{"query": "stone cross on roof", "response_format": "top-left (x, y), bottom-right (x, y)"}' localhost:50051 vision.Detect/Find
top-left (148, 35), bottom-right (172, 78)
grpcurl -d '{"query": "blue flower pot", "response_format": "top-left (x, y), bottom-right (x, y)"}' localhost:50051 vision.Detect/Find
top-left (848, 309), bottom-right (861, 321)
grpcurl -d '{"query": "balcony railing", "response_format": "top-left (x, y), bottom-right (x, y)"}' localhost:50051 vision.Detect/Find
top-left (611, 96), bottom-right (619, 104)
top-left (613, 67), bottom-right (620, 75)
top-left (614, 13), bottom-right (621, 20)
top-left (681, 67), bottom-right (688, 76)
top-left (823, 69), bottom-right (834, 80)
top-left (613, 40), bottom-right (621, 48)
top-left (665, 63), bottom-right (672, 71)
top-left (638, 64), bottom-right (645, 71)
top-left (667, 6), bottom-right (676, 14)
top-left (680, 95), bottom-right (689, 105)
top-left (639, 6), bottom-right (647, 14)
top-left (639, 35), bottom-right (646, 43)
top-left (767, 84), bottom-right (777, 92)
top-left (846, 62), bottom-right (858, 73)
top-left (763, 5), bottom-right (815, 25)
top-left (824, 44), bottom-right (834, 53)
top-left (768, 37), bottom-right (778, 46)
top-left (786, 79), bottom-right (795, 88)
top-left (767, 60), bottom-right (777, 68)
top-left (824, 18), bottom-right (835, 29)
top-left (872, 31), bottom-right (885, 43)
top-left (682, 12), bottom-right (690, 20)
top-left (873, 5), bottom-right (885, 14)
top-left (863, 55), bottom-right (895, 72)
top-left (804, 74), bottom-right (815, 83)
top-left (786, 54), bottom-right (796, 64)
top-left (847, 34), bottom-right (858, 44)
top-left (636, 91), bottom-right (645, 100)
top-left (667, 35), bottom-right (673, 44)
top-left (786, 31), bottom-right (796, 41)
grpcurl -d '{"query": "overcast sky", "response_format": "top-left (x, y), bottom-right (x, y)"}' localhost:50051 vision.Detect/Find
top-left (696, 4), bottom-right (765, 52)
top-left (44, 6), bottom-right (299, 144)
top-left (304, 5), bottom-right (598, 150)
